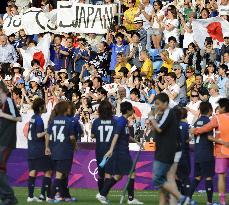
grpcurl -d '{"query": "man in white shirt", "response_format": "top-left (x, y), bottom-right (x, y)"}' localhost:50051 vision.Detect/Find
top-left (209, 84), bottom-right (223, 113)
top-left (135, 0), bottom-right (153, 50)
top-left (166, 36), bottom-right (184, 63)
top-left (163, 72), bottom-right (180, 108)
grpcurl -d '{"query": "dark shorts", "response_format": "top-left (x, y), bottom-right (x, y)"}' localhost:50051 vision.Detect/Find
top-left (153, 160), bottom-right (171, 188)
top-left (177, 158), bottom-right (191, 180)
top-left (52, 159), bottom-right (73, 174)
top-left (0, 147), bottom-right (12, 172)
top-left (106, 152), bottom-right (133, 176)
top-left (28, 156), bottom-right (52, 172)
top-left (194, 161), bottom-right (215, 178)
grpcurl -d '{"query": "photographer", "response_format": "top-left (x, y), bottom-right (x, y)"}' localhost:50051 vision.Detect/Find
top-left (200, 38), bottom-right (217, 71)
top-left (25, 59), bottom-right (43, 83)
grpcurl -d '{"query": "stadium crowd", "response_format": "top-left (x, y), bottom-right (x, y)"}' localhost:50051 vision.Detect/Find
top-left (0, 0), bottom-right (229, 204)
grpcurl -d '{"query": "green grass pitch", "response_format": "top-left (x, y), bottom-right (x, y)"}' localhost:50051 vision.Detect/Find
top-left (13, 187), bottom-right (225, 205)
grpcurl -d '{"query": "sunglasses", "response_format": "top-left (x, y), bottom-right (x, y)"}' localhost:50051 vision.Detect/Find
top-left (128, 1), bottom-right (133, 3)
top-left (186, 71), bottom-right (192, 73)
top-left (191, 95), bottom-right (199, 97)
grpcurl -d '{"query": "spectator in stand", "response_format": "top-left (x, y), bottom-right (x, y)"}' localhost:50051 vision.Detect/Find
top-left (166, 36), bottom-right (184, 63)
top-left (135, 0), bottom-right (153, 50)
top-left (162, 5), bottom-right (180, 44)
top-left (183, 42), bottom-right (202, 74)
top-left (11, 63), bottom-right (23, 84)
top-left (0, 35), bottom-right (18, 75)
top-left (163, 72), bottom-right (180, 108)
top-left (200, 38), bottom-right (217, 70)
top-left (133, 17), bottom-right (147, 48)
top-left (63, 37), bottom-right (76, 75)
top-left (200, 8), bottom-right (210, 19)
top-left (150, 0), bottom-right (164, 49)
top-left (140, 50), bottom-right (153, 80)
top-left (126, 32), bottom-right (144, 68)
top-left (193, 74), bottom-right (209, 102)
top-left (208, 84), bottom-right (223, 113)
top-left (186, 66), bottom-right (196, 99)
top-left (16, 29), bottom-right (31, 49)
top-left (220, 36), bottom-right (229, 63)
top-left (25, 59), bottom-right (43, 83)
top-left (173, 64), bottom-right (187, 106)
top-left (50, 35), bottom-right (69, 72)
top-left (217, 64), bottom-right (228, 97)
top-left (202, 63), bottom-right (217, 87)
top-left (115, 52), bottom-right (131, 75)
top-left (123, 0), bottom-right (139, 31)
top-left (186, 89), bottom-right (201, 125)
top-left (107, 32), bottom-right (127, 74)
top-left (222, 52), bottom-right (229, 67)
top-left (160, 50), bottom-right (174, 73)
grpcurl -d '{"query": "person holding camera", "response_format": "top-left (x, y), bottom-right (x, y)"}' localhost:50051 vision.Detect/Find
top-left (200, 38), bottom-right (217, 71)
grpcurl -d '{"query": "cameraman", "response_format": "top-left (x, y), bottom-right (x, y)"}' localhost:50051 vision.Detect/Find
top-left (200, 38), bottom-right (217, 72)
top-left (25, 59), bottom-right (43, 83)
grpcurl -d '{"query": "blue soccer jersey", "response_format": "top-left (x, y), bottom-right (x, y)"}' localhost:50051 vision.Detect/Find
top-left (48, 116), bottom-right (75, 160)
top-left (92, 118), bottom-right (117, 156)
top-left (194, 116), bottom-right (214, 163)
top-left (179, 121), bottom-right (190, 162)
top-left (114, 116), bottom-right (130, 153)
top-left (27, 115), bottom-right (45, 159)
top-left (70, 116), bottom-right (83, 141)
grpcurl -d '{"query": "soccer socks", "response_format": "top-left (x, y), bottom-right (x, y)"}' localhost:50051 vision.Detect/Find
top-left (52, 179), bottom-right (63, 198)
top-left (189, 179), bottom-right (200, 198)
top-left (205, 179), bottom-right (213, 204)
top-left (62, 176), bottom-right (71, 198)
top-left (41, 177), bottom-right (52, 199)
top-left (219, 193), bottom-right (226, 205)
top-left (28, 176), bottom-right (36, 198)
top-left (100, 178), bottom-right (118, 197)
top-left (127, 178), bottom-right (135, 201)
top-left (182, 178), bottom-right (191, 196)
top-left (98, 177), bottom-right (105, 193)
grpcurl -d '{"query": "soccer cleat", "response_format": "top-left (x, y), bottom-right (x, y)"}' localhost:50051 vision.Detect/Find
top-left (65, 197), bottom-right (78, 202)
top-left (38, 194), bottom-right (46, 201)
top-left (127, 198), bottom-right (144, 204)
top-left (96, 193), bottom-right (109, 204)
top-left (177, 196), bottom-right (190, 205)
top-left (27, 196), bottom-right (42, 202)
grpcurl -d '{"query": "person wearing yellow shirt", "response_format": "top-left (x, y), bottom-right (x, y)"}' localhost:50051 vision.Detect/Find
top-left (140, 50), bottom-right (153, 79)
top-left (160, 50), bottom-right (173, 73)
top-left (186, 66), bottom-right (196, 98)
top-left (115, 53), bottom-right (131, 74)
top-left (123, 0), bottom-right (139, 31)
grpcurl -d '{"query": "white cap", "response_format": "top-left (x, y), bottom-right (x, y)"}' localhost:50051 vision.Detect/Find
top-left (131, 65), bottom-right (138, 73)
top-left (4, 75), bottom-right (12, 81)
top-left (30, 77), bottom-right (40, 84)
top-left (133, 17), bottom-right (143, 24)
top-left (12, 63), bottom-right (21, 68)
top-left (223, 32), bottom-right (229, 38)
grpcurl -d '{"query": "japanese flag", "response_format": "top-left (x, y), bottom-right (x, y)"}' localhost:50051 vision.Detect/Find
top-left (20, 33), bottom-right (53, 72)
top-left (192, 17), bottom-right (229, 48)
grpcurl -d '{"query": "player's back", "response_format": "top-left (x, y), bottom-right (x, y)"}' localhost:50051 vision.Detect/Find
top-left (27, 114), bottom-right (45, 159)
top-left (179, 121), bottom-right (190, 155)
top-left (48, 115), bottom-right (74, 160)
top-left (114, 116), bottom-right (130, 153)
top-left (92, 117), bottom-right (117, 156)
top-left (194, 115), bottom-right (214, 163)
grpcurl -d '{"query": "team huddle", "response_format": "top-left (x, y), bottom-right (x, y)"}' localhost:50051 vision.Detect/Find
top-left (26, 94), bottom-right (229, 205)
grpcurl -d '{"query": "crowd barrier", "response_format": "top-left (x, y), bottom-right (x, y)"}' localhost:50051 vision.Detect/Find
top-left (8, 143), bottom-right (229, 191)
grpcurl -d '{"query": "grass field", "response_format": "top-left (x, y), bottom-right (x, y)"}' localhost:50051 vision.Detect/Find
top-left (13, 187), bottom-right (224, 205)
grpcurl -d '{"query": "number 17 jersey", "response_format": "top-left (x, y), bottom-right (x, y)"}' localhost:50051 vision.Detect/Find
top-left (92, 118), bottom-right (117, 157)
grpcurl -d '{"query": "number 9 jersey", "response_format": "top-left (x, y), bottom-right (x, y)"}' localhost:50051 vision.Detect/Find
top-left (48, 116), bottom-right (75, 160)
